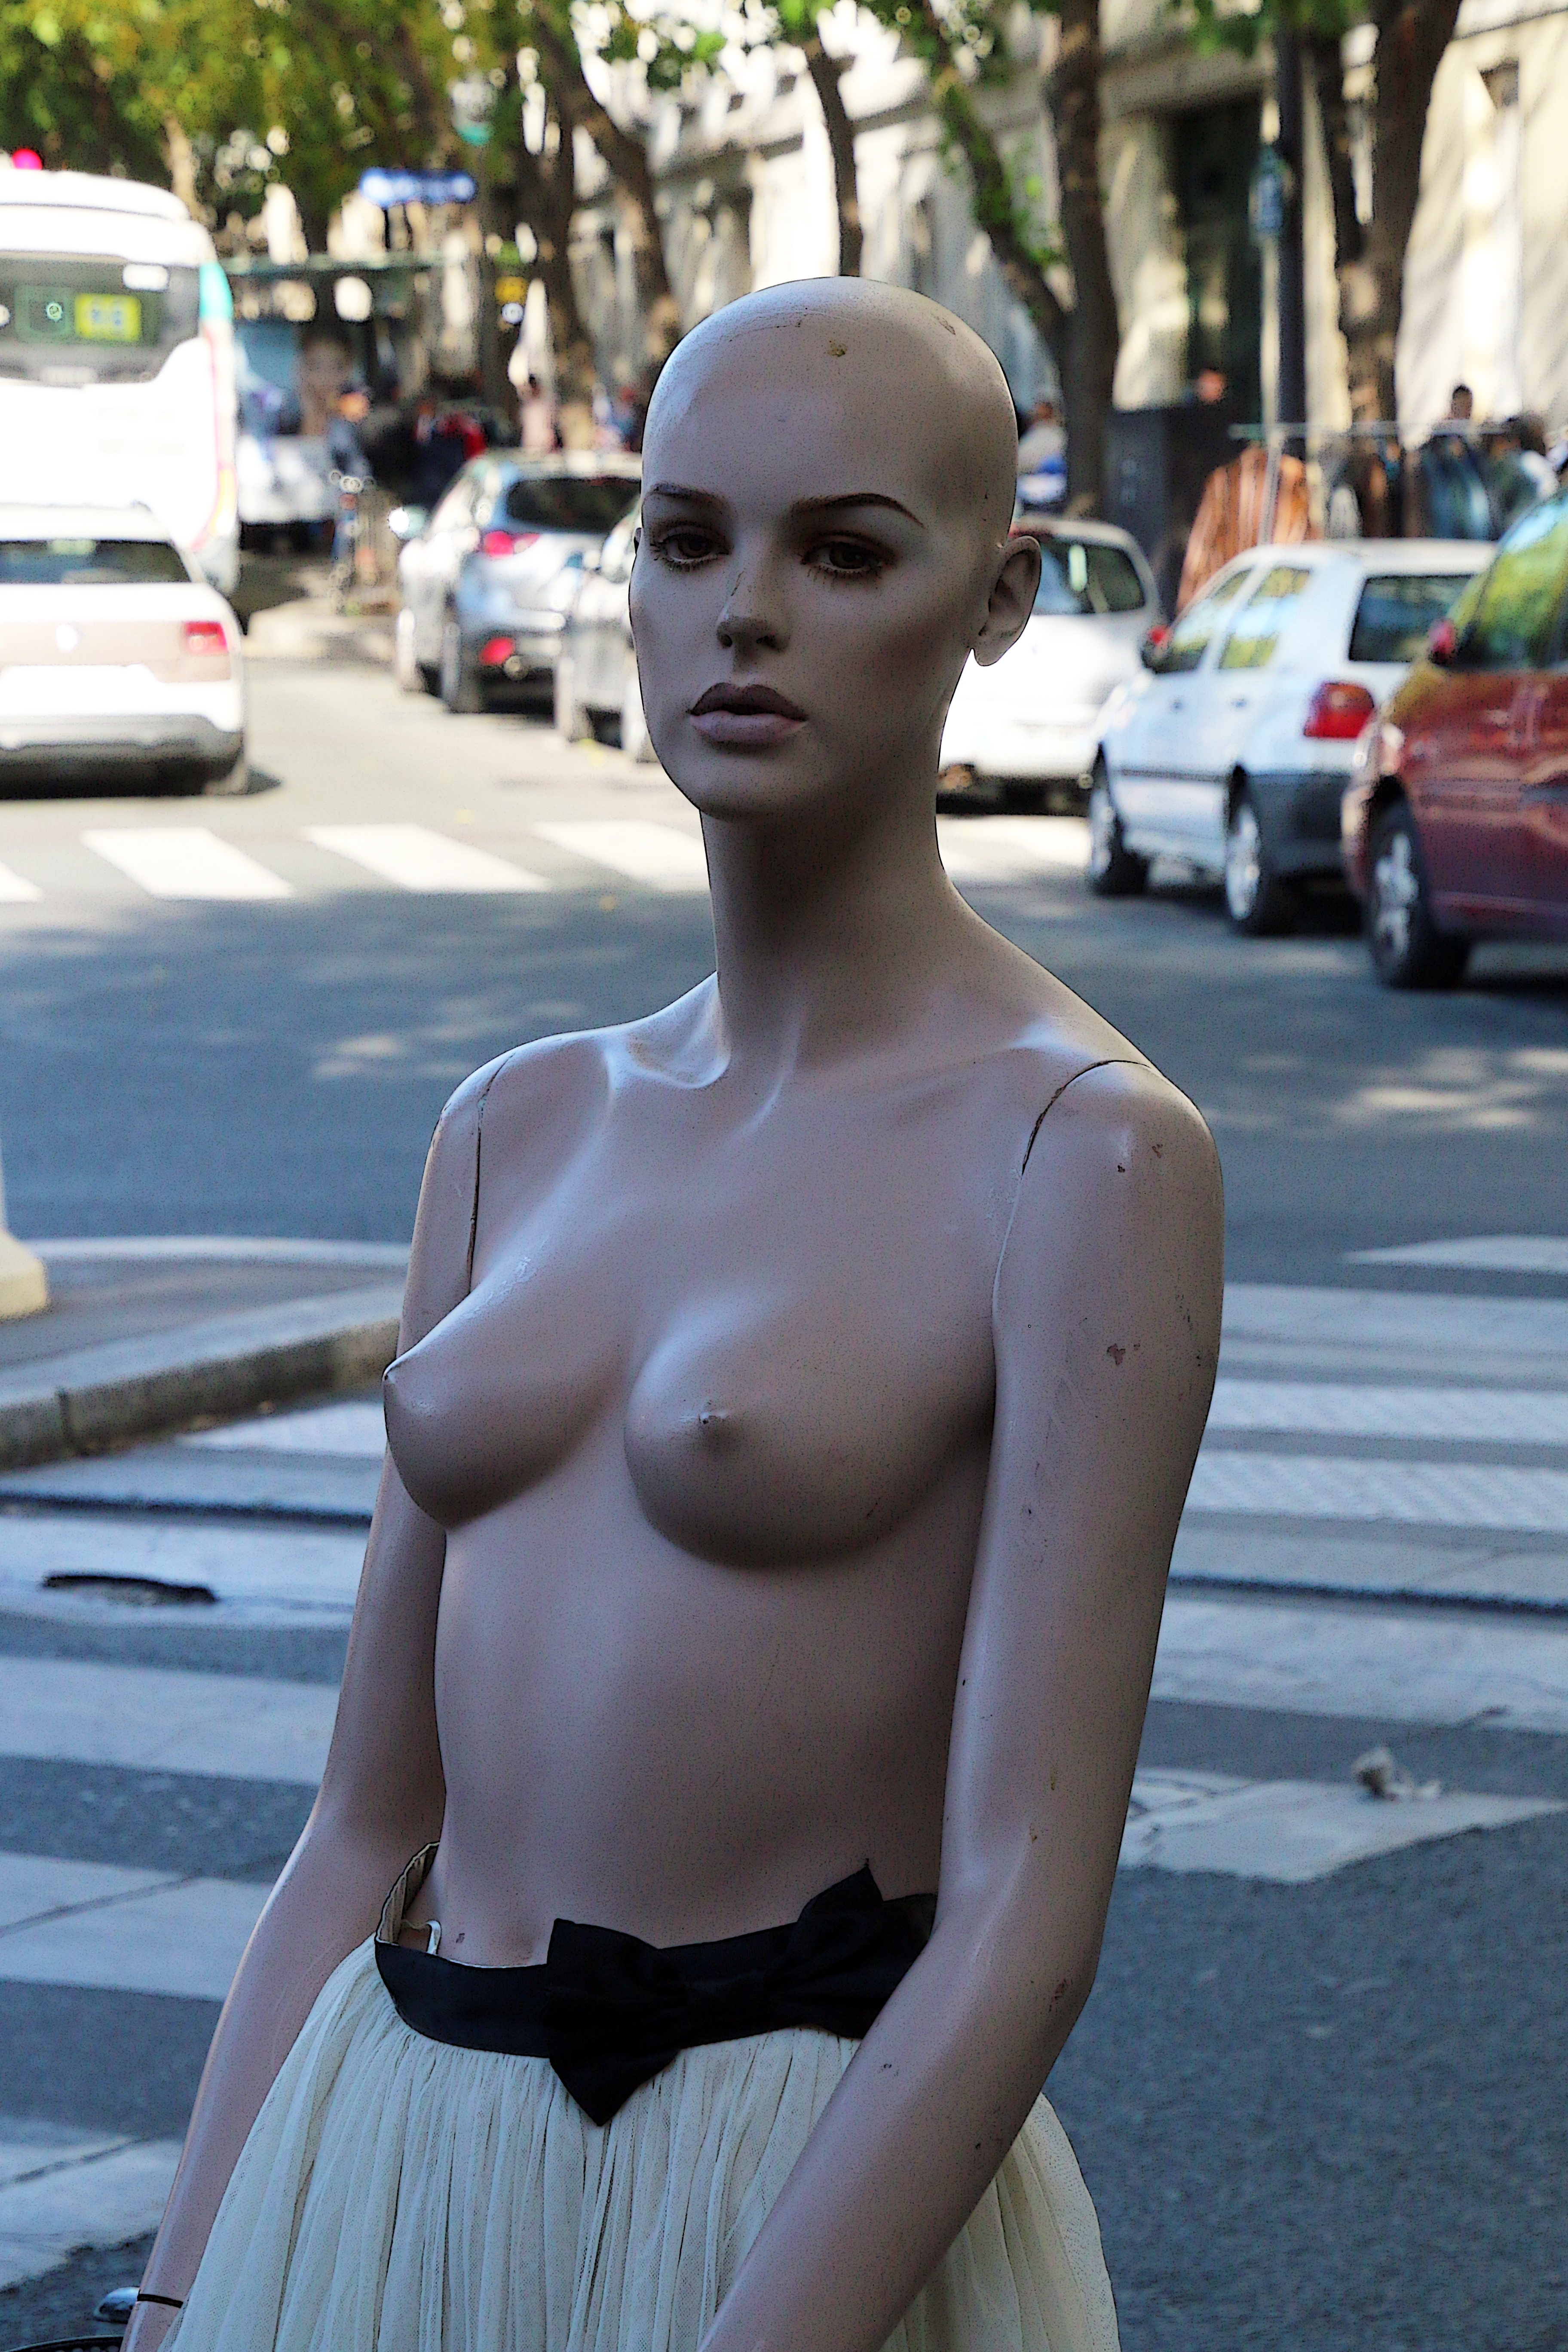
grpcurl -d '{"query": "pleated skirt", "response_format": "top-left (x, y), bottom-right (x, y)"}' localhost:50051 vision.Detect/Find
top-left (168, 1939), bottom-right (1119, 2352)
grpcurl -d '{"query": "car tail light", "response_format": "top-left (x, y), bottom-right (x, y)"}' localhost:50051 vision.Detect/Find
top-left (184, 619), bottom-right (229, 659)
top-left (481, 528), bottom-right (539, 557)
top-left (1304, 680), bottom-right (1377, 740)
top-left (479, 635), bottom-right (515, 667)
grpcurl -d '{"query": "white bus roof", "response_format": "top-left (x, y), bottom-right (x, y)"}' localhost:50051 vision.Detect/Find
top-left (0, 169), bottom-right (190, 221)
top-left (0, 168), bottom-right (214, 266)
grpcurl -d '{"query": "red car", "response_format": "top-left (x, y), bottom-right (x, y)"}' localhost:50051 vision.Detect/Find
top-left (1343, 488), bottom-right (1568, 985)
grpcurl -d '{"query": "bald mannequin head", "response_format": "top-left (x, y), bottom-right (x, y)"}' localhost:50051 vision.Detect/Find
top-left (645, 279), bottom-right (1020, 552)
top-left (630, 277), bottom-right (1040, 826)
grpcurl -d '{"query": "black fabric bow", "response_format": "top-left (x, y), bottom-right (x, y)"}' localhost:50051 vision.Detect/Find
top-left (542, 1868), bottom-right (934, 2124)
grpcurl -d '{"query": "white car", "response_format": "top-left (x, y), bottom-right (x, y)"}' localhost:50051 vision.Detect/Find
top-left (940, 520), bottom-right (1159, 805)
top-left (553, 504), bottom-right (657, 760)
top-left (1089, 539), bottom-right (1489, 932)
top-left (0, 504), bottom-right (245, 792)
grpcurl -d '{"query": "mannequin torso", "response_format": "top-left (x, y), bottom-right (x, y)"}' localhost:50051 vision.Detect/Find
top-left (386, 969), bottom-right (1133, 1965)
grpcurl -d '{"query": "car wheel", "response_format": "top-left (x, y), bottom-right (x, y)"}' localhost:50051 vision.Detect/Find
top-left (554, 651), bottom-right (591, 742)
top-left (393, 607), bottom-right (426, 695)
top-left (620, 671), bottom-right (657, 764)
top-left (1086, 765), bottom-right (1148, 898)
top-left (1224, 789), bottom-right (1298, 936)
top-left (1367, 800), bottom-right (1470, 988)
top-left (438, 613), bottom-right (484, 714)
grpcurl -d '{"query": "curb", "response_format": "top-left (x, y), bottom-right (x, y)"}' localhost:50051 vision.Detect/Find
top-left (0, 1283), bottom-right (403, 1471)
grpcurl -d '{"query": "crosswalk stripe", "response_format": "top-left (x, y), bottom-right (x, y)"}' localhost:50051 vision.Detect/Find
top-left (0, 1852), bottom-right (267, 2001)
top-left (182, 1398), bottom-right (387, 1457)
top-left (82, 827), bottom-right (293, 901)
top-left (0, 1513), bottom-right (364, 1614)
top-left (0, 1657), bottom-right (334, 1782)
top-left (532, 819), bottom-right (709, 893)
top-left (0, 858), bottom-right (40, 903)
top-left (1351, 1236), bottom-right (1568, 1276)
top-left (937, 816), bottom-right (1090, 881)
top-left (0, 2122), bottom-right (182, 2292)
top-left (1120, 1770), bottom-right (1559, 1882)
top-left (305, 823), bottom-right (548, 894)
top-left (1154, 1592), bottom-right (1568, 1730)
top-left (1187, 1451), bottom-right (1568, 1532)
top-left (1207, 1378), bottom-right (1568, 1444)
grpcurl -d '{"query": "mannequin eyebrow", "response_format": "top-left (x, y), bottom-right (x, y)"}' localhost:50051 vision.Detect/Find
top-left (644, 486), bottom-right (925, 530)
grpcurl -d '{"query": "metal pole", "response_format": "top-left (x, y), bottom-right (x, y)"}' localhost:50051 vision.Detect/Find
top-left (1275, 29), bottom-right (1308, 456)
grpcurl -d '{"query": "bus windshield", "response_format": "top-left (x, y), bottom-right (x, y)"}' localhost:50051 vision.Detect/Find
top-left (0, 254), bottom-right (200, 386)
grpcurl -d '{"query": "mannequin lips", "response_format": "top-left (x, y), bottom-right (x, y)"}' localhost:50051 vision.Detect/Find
top-left (690, 682), bottom-right (807, 748)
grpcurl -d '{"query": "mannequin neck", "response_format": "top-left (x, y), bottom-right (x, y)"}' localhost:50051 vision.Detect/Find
top-left (700, 783), bottom-right (965, 1082)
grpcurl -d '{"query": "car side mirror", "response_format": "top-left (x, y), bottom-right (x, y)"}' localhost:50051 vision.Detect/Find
top-left (387, 505), bottom-right (428, 542)
top-left (1140, 624), bottom-right (1170, 671)
top-left (1427, 617), bottom-right (1457, 666)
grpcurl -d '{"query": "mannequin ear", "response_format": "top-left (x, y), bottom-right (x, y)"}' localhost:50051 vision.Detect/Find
top-left (971, 533), bottom-right (1041, 669)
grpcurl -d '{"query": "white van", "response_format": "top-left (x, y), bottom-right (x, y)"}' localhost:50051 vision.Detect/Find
top-left (0, 168), bottom-right (238, 594)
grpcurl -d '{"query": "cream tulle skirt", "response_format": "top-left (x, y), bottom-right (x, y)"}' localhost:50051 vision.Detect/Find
top-left (168, 1939), bottom-right (1119, 2352)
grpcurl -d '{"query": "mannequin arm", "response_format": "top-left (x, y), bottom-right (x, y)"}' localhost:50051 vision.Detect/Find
top-left (699, 1060), bottom-right (1223, 2352)
top-left (122, 1069), bottom-right (499, 2348)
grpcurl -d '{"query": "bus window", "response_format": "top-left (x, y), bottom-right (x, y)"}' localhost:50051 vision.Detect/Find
top-left (0, 255), bottom-right (200, 385)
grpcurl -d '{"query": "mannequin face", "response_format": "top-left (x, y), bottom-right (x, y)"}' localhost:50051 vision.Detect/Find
top-left (630, 284), bottom-right (1040, 826)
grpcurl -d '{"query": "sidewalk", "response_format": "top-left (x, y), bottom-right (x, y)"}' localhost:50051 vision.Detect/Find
top-left (232, 549), bottom-right (395, 667)
top-left (0, 1240), bottom-right (406, 1473)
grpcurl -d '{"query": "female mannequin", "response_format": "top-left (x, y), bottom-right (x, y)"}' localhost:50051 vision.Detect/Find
top-left (126, 279), bottom-right (1222, 2352)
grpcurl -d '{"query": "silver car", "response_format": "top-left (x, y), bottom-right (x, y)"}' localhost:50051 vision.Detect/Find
top-left (394, 453), bottom-right (640, 714)
top-left (553, 505), bottom-right (657, 760)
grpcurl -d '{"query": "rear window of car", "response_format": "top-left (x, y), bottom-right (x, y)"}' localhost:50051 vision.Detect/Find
top-left (1032, 538), bottom-right (1147, 617)
top-left (0, 536), bottom-right (190, 585)
top-left (1157, 567), bottom-right (1252, 673)
top-left (1216, 566), bottom-right (1313, 669)
top-left (1349, 573), bottom-right (1473, 664)
top-left (501, 477), bottom-right (637, 535)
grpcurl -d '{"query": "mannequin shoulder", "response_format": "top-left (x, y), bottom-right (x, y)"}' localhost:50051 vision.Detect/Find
top-left (995, 1056), bottom-right (1224, 1340)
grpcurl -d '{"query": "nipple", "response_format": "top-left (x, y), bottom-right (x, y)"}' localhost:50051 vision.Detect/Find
top-left (695, 1399), bottom-right (739, 1446)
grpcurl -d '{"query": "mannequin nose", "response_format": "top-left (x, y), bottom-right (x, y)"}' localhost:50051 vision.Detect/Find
top-left (716, 572), bottom-right (785, 655)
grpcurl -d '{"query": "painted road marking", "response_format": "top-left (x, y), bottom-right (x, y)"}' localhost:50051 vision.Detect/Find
top-left (0, 1852), bottom-right (267, 2001)
top-left (531, 819), bottom-right (710, 893)
top-left (1120, 1770), bottom-right (1559, 1883)
top-left (0, 1512), bottom-right (364, 1615)
top-left (937, 816), bottom-right (1090, 881)
top-left (1207, 1378), bottom-right (1568, 1445)
top-left (1153, 1594), bottom-right (1568, 1732)
top-left (0, 859), bottom-right (40, 903)
top-left (1187, 1451), bottom-right (1568, 1532)
top-left (183, 1397), bottom-right (387, 1457)
top-left (81, 827), bottom-right (293, 901)
top-left (305, 823), bottom-right (548, 894)
top-left (1351, 1237), bottom-right (1568, 1277)
top-left (0, 2120), bottom-right (181, 2291)
top-left (0, 1657), bottom-right (334, 1783)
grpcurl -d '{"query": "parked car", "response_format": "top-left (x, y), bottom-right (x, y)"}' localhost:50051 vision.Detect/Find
top-left (1343, 488), bottom-right (1568, 986)
top-left (393, 452), bottom-right (640, 714)
top-left (0, 503), bottom-right (245, 793)
top-left (939, 519), bottom-right (1158, 808)
top-left (553, 503), bottom-right (657, 760)
top-left (1089, 539), bottom-right (1488, 932)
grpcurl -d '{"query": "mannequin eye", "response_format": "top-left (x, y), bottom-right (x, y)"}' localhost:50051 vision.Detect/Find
top-left (805, 536), bottom-right (888, 580)
top-left (646, 524), bottom-right (720, 569)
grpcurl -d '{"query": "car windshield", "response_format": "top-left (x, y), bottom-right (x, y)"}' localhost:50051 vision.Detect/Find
top-left (1032, 539), bottom-right (1146, 616)
top-left (0, 537), bottom-right (190, 585)
top-left (501, 477), bottom-right (637, 535)
top-left (1451, 497), bottom-right (1568, 670)
top-left (1349, 573), bottom-right (1475, 664)
top-left (0, 255), bottom-right (200, 386)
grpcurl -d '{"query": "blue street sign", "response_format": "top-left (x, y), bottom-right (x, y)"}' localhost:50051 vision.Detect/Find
top-left (358, 168), bottom-right (477, 208)
top-left (1249, 148), bottom-right (1286, 243)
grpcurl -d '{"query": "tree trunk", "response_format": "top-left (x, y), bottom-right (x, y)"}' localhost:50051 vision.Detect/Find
top-left (801, 31), bottom-right (862, 275)
top-left (1306, 32), bottom-right (1361, 275)
top-left (525, 4), bottom-right (680, 366)
top-left (162, 116), bottom-right (199, 217)
top-left (515, 92), bottom-right (598, 441)
top-left (1046, 0), bottom-right (1117, 510)
top-left (1341, 0), bottom-right (1461, 420)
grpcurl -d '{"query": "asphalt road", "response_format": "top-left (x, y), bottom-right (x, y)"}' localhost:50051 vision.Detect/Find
top-left (0, 661), bottom-right (1566, 2352)
top-left (0, 661), bottom-right (1564, 1278)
